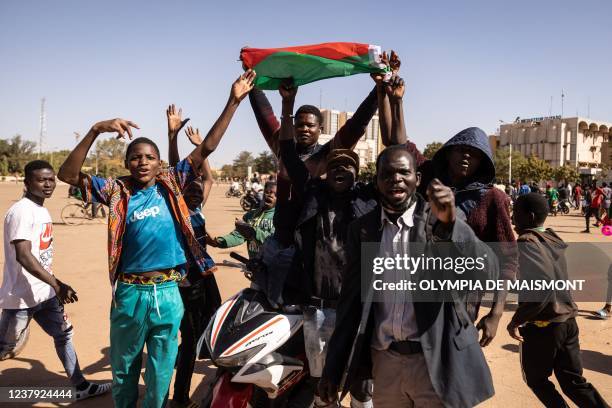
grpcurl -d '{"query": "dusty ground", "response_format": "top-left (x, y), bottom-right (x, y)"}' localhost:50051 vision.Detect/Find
top-left (0, 183), bottom-right (610, 407)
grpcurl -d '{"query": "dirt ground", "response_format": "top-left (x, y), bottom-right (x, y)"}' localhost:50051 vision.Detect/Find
top-left (0, 183), bottom-right (610, 407)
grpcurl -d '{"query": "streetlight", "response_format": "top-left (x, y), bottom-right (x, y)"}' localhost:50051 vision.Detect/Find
top-left (499, 120), bottom-right (512, 185)
top-left (499, 117), bottom-right (522, 186)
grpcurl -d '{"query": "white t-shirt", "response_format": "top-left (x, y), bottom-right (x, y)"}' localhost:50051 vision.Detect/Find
top-left (0, 198), bottom-right (56, 309)
top-left (251, 182), bottom-right (263, 192)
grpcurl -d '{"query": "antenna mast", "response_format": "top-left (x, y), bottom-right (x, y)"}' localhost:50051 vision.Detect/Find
top-left (561, 90), bottom-right (564, 118)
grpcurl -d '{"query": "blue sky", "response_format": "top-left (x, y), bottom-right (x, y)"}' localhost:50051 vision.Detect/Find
top-left (1, 0), bottom-right (611, 168)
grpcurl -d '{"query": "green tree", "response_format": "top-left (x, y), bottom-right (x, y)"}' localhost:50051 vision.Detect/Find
top-left (0, 135), bottom-right (37, 174)
top-left (515, 154), bottom-right (553, 183)
top-left (0, 156), bottom-right (8, 176)
top-left (253, 150), bottom-right (278, 174)
top-left (553, 165), bottom-right (580, 184)
top-left (220, 164), bottom-right (236, 179)
top-left (232, 151), bottom-right (255, 177)
top-left (358, 161), bottom-right (377, 183)
top-left (95, 138), bottom-right (126, 160)
top-left (423, 141), bottom-right (444, 160)
top-left (492, 147), bottom-right (527, 182)
top-left (91, 138), bottom-right (128, 177)
top-left (39, 150), bottom-right (72, 173)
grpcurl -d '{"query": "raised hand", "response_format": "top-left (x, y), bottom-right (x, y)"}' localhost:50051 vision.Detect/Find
top-left (389, 50), bottom-right (401, 73)
top-left (185, 126), bottom-right (203, 146)
top-left (279, 78), bottom-right (298, 101)
top-left (231, 69), bottom-right (256, 103)
top-left (385, 74), bottom-right (405, 101)
top-left (426, 178), bottom-right (456, 225)
top-left (371, 51), bottom-right (389, 84)
top-left (91, 118), bottom-right (139, 140)
top-left (167, 104), bottom-right (190, 138)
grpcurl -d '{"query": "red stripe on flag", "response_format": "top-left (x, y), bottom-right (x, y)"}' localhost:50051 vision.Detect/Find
top-left (241, 42), bottom-right (371, 68)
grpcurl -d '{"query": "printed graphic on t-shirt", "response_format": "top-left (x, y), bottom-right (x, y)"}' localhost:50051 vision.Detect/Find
top-left (39, 222), bottom-right (53, 272)
top-left (129, 206), bottom-right (161, 222)
top-left (247, 218), bottom-right (274, 255)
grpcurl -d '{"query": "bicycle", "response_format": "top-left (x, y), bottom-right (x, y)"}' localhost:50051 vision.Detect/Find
top-left (61, 200), bottom-right (106, 225)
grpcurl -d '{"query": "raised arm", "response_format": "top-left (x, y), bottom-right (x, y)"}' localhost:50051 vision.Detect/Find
top-left (249, 87), bottom-right (281, 156)
top-left (185, 126), bottom-right (214, 204)
top-left (58, 118), bottom-right (139, 186)
top-left (167, 104), bottom-right (190, 167)
top-left (332, 85), bottom-right (378, 150)
top-left (385, 75), bottom-right (407, 146)
top-left (201, 159), bottom-right (214, 205)
top-left (375, 51), bottom-right (407, 146)
top-left (187, 70), bottom-right (255, 171)
top-left (372, 51), bottom-right (393, 146)
top-left (278, 81), bottom-right (309, 190)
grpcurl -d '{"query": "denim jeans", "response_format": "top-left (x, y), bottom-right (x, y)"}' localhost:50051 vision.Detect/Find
top-left (303, 306), bottom-right (372, 408)
top-left (0, 296), bottom-right (86, 386)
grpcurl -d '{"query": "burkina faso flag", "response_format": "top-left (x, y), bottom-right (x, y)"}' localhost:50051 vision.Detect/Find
top-left (240, 42), bottom-right (389, 90)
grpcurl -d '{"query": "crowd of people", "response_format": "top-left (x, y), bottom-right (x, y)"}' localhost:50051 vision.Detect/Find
top-left (500, 179), bottom-right (612, 232)
top-left (0, 54), bottom-right (610, 408)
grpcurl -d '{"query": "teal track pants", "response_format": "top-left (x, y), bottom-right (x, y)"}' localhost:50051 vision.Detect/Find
top-left (110, 281), bottom-right (184, 408)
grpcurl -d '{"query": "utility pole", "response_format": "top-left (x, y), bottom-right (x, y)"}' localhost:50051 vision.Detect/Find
top-left (500, 119), bottom-right (513, 185)
top-left (508, 142), bottom-right (512, 186)
top-left (38, 98), bottom-right (46, 158)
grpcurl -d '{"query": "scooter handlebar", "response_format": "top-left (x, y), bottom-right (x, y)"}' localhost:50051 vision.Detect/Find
top-left (229, 252), bottom-right (249, 265)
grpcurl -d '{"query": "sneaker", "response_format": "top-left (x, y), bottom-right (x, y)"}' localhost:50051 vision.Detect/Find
top-left (0, 349), bottom-right (13, 361)
top-left (580, 230), bottom-right (590, 233)
top-left (76, 381), bottom-right (112, 401)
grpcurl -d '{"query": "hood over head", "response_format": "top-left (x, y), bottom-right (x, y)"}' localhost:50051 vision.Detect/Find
top-left (432, 127), bottom-right (496, 186)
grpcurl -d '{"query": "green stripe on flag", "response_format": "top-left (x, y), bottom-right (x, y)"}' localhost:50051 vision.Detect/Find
top-left (252, 51), bottom-right (387, 90)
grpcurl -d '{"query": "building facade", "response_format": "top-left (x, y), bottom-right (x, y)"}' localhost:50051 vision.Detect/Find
top-left (489, 135), bottom-right (500, 153)
top-left (498, 116), bottom-right (612, 176)
top-left (319, 108), bottom-right (381, 166)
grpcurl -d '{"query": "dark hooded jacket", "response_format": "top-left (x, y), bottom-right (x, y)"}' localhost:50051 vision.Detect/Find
top-left (278, 138), bottom-right (378, 303)
top-left (431, 127), bottom-right (497, 215)
top-left (510, 228), bottom-right (578, 326)
top-left (411, 128), bottom-right (518, 319)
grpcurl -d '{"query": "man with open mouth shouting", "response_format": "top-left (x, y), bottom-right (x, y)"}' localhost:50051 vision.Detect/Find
top-left (58, 71), bottom-right (255, 408)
